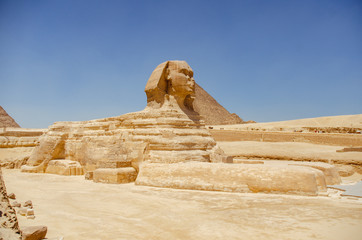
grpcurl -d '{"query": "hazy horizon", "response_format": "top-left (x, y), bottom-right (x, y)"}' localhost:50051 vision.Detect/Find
top-left (1, 0), bottom-right (361, 128)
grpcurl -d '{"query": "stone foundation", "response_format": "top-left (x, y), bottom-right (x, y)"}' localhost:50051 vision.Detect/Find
top-left (136, 162), bottom-right (328, 196)
top-left (93, 168), bottom-right (137, 184)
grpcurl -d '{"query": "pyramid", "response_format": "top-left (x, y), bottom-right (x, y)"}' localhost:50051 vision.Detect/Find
top-left (193, 83), bottom-right (243, 125)
top-left (0, 106), bottom-right (20, 128)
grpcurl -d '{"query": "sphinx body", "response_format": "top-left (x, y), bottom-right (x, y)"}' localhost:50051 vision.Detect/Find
top-left (22, 60), bottom-right (339, 195)
top-left (22, 61), bottom-right (227, 179)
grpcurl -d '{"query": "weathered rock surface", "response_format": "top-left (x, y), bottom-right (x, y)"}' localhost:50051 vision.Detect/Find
top-left (0, 168), bottom-right (21, 239)
top-left (45, 160), bottom-right (84, 176)
top-left (0, 128), bottom-right (45, 148)
top-left (11, 202), bottom-right (21, 208)
top-left (0, 106), bottom-right (20, 128)
top-left (21, 226), bottom-right (47, 240)
top-left (0, 128), bottom-right (45, 169)
top-left (8, 192), bottom-right (16, 199)
top-left (24, 201), bottom-right (33, 209)
top-left (288, 162), bottom-right (341, 185)
top-left (136, 162), bottom-right (327, 196)
top-left (193, 83), bottom-right (243, 125)
top-left (93, 168), bottom-right (137, 184)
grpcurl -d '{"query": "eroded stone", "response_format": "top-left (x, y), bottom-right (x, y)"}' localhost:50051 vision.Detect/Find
top-left (136, 162), bottom-right (327, 196)
top-left (21, 226), bottom-right (47, 240)
top-left (45, 160), bottom-right (84, 176)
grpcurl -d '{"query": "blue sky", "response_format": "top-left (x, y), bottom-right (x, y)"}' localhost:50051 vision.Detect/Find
top-left (1, 0), bottom-right (361, 128)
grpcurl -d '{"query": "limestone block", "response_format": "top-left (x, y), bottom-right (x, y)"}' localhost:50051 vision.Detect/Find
top-left (21, 226), bottom-right (47, 240)
top-left (8, 192), bottom-right (16, 199)
top-left (24, 200), bottom-right (32, 208)
top-left (136, 162), bottom-right (327, 196)
top-left (26, 209), bottom-right (34, 217)
top-left (18, 207), bottom-right (27, 216)
top-left (93, 168), bottom-right (137, 184)
top-left (21, 164), bottom-right (44, 173)
top-left (0, 168), bottom-right (21, 238)
top-left (336, 164), bottom-right (355, 177)
top-left (85, 171), bottom-right (94, 180)
top-left (98, 160), bottom-right (132, 168)
top-left (45, 160), bottom-right (84, 176)
top-left (288, 162), bottom-right (341, 185)
top-left (12, 201), bottom-right (21, 208)
top-left (234, 159), bottom-right (265, 164)
top-left (26, 134), bottom-right (67, 168)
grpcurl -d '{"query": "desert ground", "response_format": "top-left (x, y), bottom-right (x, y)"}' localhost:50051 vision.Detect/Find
top-left (3, 169), bottom-right (362, 240)
top-left (211, 114), bottom-right (362, 132)
top-left (1, 114), bottom-right (362, 239)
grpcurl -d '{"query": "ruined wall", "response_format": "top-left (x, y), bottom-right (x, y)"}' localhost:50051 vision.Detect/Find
top-left (0, 168), bottom-right (21, 240)
top-left (210, 130), bottom-right (362, 147)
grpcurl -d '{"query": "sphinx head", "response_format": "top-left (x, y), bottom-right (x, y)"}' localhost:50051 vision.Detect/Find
top-left (145, 61), bottom-right (195, 110)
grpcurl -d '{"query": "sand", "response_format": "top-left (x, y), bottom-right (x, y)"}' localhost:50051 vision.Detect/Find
top-left (3, 169), bottom-right (362, 240)
top-left (2, 114), bottom-right (362, 239)
top-left (218, 141), bottom-right (362, 166)
top-left (211, 114), bottom-right (362, 132)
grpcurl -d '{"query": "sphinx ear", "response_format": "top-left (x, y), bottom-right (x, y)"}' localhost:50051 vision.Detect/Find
top-left (144, 61), bottom-right (169, 106)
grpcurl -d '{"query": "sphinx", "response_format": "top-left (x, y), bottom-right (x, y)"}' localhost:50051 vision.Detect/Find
top-left (22, 61), bottom-right (227, 177)
top-left (22, 61), bottom-right (338, 195)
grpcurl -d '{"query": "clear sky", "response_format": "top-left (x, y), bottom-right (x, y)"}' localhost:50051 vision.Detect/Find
top-left (1, 0), bottom-right (361, 128)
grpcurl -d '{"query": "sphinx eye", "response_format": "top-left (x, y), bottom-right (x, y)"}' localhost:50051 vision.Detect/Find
top-left (180, 69), bottom-right (187, 75)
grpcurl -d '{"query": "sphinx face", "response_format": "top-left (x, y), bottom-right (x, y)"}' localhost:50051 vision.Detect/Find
top-left (167, 61), bottom-right (195, 97)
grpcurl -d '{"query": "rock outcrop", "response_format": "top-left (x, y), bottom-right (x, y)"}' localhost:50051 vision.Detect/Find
top-left (0, 168), bottom-right (21, 240)
top-left (194, 84), bottom-right (243, 125)
top-left (0, 106), bottom-right (20, 128)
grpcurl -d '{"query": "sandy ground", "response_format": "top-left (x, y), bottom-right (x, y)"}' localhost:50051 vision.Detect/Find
top-left (2, 169), bottom-right (362, 240)
top-left (211, 114), bottom-right (362, 131)
top-left (218, 141), bottom-right (362, 165)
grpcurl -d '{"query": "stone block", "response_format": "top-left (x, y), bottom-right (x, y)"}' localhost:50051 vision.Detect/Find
top-left (234, 159), bottom-right (264, 164)
top-left (288, 162), bottom-right (341, 185)
top-left (93, 168), bottom-right (137, 184)
top-left (24, 200), bottom-right (33, 208)
top-left (21, 226), bottom-right (47, 240)
top-left (98, 160), bottom-right (132, 168)
top-left (85, 171), bottom-right (94, 180)
top-left (45, 160), bottom-right (84, 176)
top-left (26, 209), bottom-right (34, 216)
top-left (11, 201), bottom-right (21, 208)
top-left (136, 162), bottom-right (328, 196)
top-left (8, 193), bottom-right (16, 199)
top-left (18, 207), bottom-right (27, 216)
top-left (336, 164), bottom-right (355, 177)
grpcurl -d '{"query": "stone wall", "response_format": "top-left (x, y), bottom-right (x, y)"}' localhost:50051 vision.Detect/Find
top-left (0, 128), bottom-right (45, 148)
top-left (0, 168), bottom-right (21, 240)
top-left (210, 130), bottom-right (362, 147)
